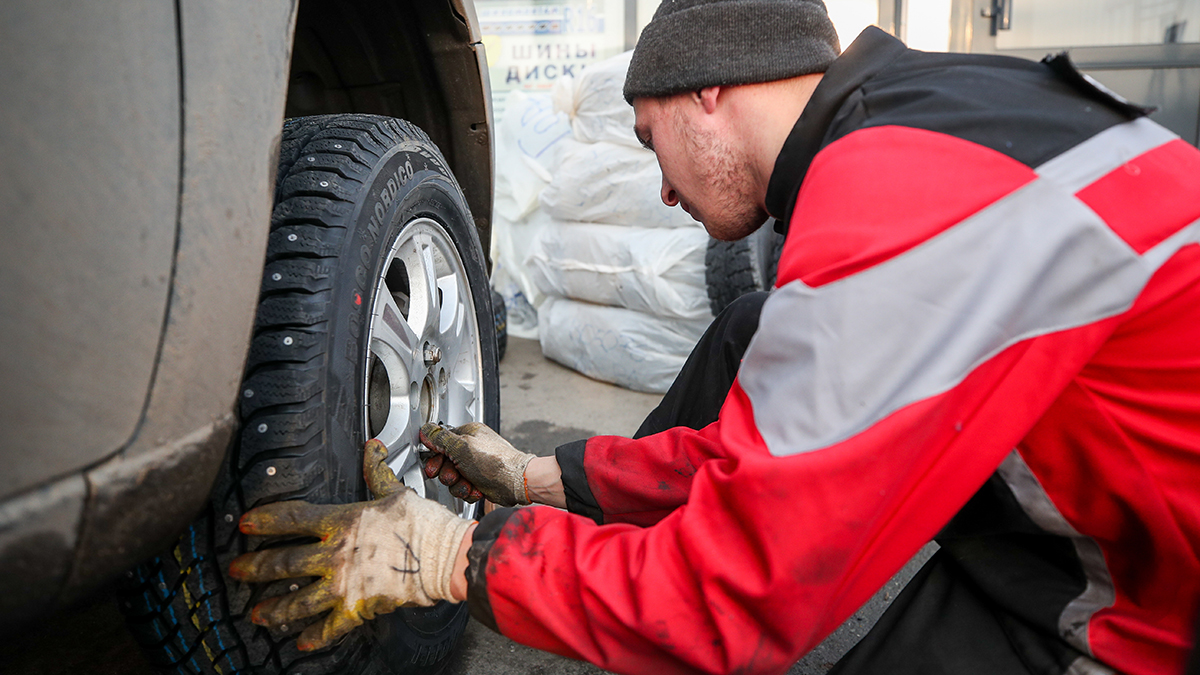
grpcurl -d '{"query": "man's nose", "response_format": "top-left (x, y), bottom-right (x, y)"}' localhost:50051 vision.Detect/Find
top-left (661, 177), bottom-right (679, 207)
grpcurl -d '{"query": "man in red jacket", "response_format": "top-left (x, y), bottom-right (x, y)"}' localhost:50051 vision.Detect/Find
top-left (230, 1), bottom-right (1200, 672)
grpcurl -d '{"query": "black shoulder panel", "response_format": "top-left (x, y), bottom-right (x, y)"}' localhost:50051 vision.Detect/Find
top-left (825, 49), bottom-right (1142, 169)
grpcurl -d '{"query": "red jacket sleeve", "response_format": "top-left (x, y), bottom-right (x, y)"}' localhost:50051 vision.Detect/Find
top-left (577, 422), bottom-right (728, 526)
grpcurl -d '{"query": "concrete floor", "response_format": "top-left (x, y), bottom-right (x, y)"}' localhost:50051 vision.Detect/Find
top-left (1, 336), bottom-right (930, 675)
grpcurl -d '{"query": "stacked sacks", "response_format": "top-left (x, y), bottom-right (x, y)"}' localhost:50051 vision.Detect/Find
top-left (489, 92), bottom-right (571, 340)
top-left (491, 51), bottom-right (712, 393)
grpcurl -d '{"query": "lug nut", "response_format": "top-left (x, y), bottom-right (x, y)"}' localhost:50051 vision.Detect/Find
top-left (423, 343), bottom-right (442, 366)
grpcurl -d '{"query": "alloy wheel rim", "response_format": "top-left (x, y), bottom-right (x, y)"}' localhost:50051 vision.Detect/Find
top-left (363, 217), bottom-right (483, 517)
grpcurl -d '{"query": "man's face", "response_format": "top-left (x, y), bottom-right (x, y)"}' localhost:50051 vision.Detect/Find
top-left (633, 93), bottom-right (768, 241)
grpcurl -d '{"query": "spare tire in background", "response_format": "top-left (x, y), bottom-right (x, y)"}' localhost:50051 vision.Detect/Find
top-left (704, 221), bottom-right (785, 316)
top-left (118, 114), bottom-right (499, 675)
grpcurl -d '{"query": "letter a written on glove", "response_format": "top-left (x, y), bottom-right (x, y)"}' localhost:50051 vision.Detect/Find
top-left (228, 440), bottom-right (472, 651)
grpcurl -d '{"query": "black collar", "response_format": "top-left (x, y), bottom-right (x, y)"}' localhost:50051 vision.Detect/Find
top-left (765, 26), bottom-right (909, 226)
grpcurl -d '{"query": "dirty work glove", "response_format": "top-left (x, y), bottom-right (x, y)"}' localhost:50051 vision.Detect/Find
top-left (420, 422), bottom-right (534, 507)
top-left (228, 439), bottom-right (472, 652)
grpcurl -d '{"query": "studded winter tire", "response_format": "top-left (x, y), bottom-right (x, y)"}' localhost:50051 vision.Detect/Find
top-left (118, 114), bottom-right (499, 675)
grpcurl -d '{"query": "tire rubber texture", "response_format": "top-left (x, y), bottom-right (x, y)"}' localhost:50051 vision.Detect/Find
top-left (490, 289), bottom-right (507, 362)
top-left (704, 221), bottom-right (785, 315)
top-left (118, 114), bottom-right (499, 675)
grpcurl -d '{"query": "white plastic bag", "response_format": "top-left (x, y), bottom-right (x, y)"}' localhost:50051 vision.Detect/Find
top-left (492, 50), bottom-right (714, 388)
top-left (489, 259), bottom-right (539, 340)
top-left (552, 51), bottom-right (639, 148)
top-left (490, 209), bottom-right (556, 339)
top-left (494, 91), bottom-right (574, 221)
top-left (527, 223), bottom-right (711, 321)
top-left (491, 91), bottom-right (576, 336)
top-left (538, 297), bottom-right (711, 394)
top-left (538, 141), bottom-right (698, 228)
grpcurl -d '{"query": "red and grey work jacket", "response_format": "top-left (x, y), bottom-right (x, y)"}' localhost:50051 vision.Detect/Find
top-left (465, 27), bottom-right (1200, 675)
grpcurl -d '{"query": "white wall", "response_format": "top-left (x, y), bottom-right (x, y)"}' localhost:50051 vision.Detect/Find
top-left (828, 0), bottom-right (882, 49)
top-left (905, 0), bottom-right (952, 51)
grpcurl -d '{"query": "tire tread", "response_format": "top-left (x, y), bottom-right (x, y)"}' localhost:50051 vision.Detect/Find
top-left (705, 238), bottom-right (758, 316)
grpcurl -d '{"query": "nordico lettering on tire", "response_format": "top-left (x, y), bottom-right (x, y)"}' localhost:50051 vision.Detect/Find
top-left (120, 114), bottom-right (499, 675)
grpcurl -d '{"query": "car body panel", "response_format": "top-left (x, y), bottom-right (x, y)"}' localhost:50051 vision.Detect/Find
top-left (62, 0), bottom-right (299, 602)
top-left (0, 0), bottom-right (181, 500)
top-left (0, 475), bottom-right (87, 624)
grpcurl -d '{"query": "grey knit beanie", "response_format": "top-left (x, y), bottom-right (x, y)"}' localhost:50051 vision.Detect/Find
top-left (624, 0), bottom-right (841, 103)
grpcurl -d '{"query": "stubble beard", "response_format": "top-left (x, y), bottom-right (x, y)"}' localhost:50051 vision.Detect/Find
top-left (677, 112), bottom-right (769, 242)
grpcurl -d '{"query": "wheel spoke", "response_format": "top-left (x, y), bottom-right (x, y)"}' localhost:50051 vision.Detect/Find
top-left (370, 378), bottom-right (411, 452)
top-left (443, 375), bottom-right (478, 427)
top-left (418, 237), bottom-right (441, 336)
top-left (393, 459), bottom-right (426, 497)
top-left (371, 287), bottom-right (420, 359)
top-left (388, 443), bottom-right (419, 477)
top-left (437, 273), bottom-right (462, 337)
top-left (395, 234), bottom-right (439, 339)
top-left (372, 415), bottom-right (407, 451)
top-left (368, 305), bottom-right (415, 453)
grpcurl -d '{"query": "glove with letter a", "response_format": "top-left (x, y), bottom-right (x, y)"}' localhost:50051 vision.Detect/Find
top-left (228, 439), bottom-right (472, 651)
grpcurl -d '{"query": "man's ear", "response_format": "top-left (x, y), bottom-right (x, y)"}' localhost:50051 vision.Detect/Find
top-left (697, 86), bottom-right (721, 114)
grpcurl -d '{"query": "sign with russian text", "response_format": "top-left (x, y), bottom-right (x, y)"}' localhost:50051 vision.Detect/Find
top-left (478, 0), bottom-right (627, 115)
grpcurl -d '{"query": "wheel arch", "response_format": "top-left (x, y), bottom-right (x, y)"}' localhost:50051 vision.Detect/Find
top-left (285, 0), bottom-right (495, 269)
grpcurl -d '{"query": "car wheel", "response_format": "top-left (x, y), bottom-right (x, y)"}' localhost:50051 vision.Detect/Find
top-left (704, 221), bottom-right (784, 315)
top-left (118, 114), bottom-right (499, 675)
